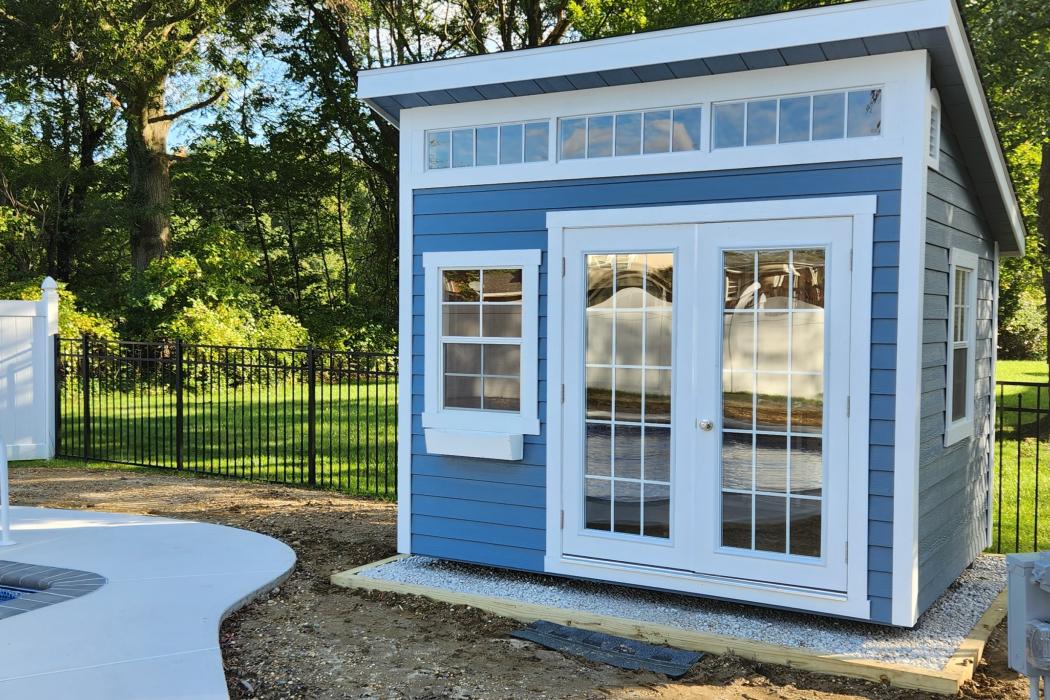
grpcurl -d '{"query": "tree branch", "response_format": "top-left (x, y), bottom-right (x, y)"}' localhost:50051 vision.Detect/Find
top-left (148, 88), bottom-right (225, 123)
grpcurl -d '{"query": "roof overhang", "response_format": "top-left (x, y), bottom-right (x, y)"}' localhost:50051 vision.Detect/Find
top-left (359, 0), bottom-right (1025, 255)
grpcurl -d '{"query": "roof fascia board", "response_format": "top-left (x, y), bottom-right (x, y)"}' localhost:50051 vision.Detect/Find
top-left (358, 0), bottom-right (947, 99)
top-left (943, 2), bottom-right (1026, 254)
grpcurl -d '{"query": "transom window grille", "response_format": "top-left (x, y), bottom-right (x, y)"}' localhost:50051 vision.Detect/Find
top-left (427, 121), bottom-right (549, 170)
top-left (713, 89), bottom-right (882, 149)
top-left (583, 253), bottom-right (675, 539)
top-left (720, 248), bottom-right (826, 558)
top-left (559, 106), bottom-right (702, 160)
top-left (441, 268), bottom-right (523, 412)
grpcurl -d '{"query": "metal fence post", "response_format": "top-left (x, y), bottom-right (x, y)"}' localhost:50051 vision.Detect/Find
top-left (175, 340), bottom-right (184, 470)
top-left (307, 346), bottom-right (317, 486)
top-left (81, 336), bottom-right (90, 463)
top-left (54, 335), bottom-right (62, 458)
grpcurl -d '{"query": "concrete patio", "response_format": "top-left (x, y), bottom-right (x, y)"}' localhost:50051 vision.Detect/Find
top-left (0, 506), bottom-right (295, 699)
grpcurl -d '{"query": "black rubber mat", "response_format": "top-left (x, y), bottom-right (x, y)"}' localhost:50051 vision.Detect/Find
top-left (511, 620), bottom-right (702, 677)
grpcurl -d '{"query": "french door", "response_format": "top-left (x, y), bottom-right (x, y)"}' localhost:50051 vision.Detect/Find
top-left (560, 217), bottom-right (852, 592)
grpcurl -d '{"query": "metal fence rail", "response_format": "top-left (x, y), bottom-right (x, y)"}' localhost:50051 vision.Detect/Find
top-left (56, 337), bottom-right (397, 497)
top-left (993, 380), bottom-right (1050, 553)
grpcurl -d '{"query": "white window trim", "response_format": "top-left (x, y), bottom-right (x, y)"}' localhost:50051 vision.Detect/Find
top-left (422, 249), bottom-right (541, 459)
top-left (927, 88), bottom-right (942, 170)
top-left (944, 248), bottom-right (978, 446)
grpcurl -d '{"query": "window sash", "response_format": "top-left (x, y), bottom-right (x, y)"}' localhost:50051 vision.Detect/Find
top-left (946, 259), bottom-right (976, 435)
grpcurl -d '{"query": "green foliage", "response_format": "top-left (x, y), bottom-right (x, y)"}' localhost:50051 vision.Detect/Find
top-left (1001, 288), bottom-right (1047, 360)
top-left (0, 280), bottom-right (118, 340)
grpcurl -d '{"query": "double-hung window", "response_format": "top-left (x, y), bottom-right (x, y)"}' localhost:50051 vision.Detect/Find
top-left (945, 248), bottom-right (978, 445)
top-left (422, 250), bottom-right (541, 460)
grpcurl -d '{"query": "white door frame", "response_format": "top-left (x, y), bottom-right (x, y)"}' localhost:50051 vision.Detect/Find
top-left (545, 196), bottom-right (875, 620)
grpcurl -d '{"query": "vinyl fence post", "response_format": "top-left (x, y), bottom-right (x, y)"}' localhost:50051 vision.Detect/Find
top-left (175, 340), bottom-right (184, 471)
top-left (81, 336), bottom-right (90, 463)
top-left (307, 346), bottom-right (317, 486)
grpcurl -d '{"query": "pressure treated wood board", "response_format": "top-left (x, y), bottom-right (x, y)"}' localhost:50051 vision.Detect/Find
top-left (331, 557), bottom-right (1006, 695)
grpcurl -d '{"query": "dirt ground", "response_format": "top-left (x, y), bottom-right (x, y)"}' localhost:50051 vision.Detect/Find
top-left (9, 465), bottom-right (1030, 699)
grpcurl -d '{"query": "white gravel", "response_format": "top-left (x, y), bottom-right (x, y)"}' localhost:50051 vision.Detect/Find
top-left (359, 554), bottom-right (1006, 670)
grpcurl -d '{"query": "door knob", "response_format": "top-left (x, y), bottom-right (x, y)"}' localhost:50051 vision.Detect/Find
top-left (698, 419), bottom-right (714, 432)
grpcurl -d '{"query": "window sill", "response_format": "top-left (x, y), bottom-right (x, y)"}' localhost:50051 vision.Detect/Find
top-left (944, 420), bottom-right (972, 447)
top-left (424, 428), bottom-right (524, 461)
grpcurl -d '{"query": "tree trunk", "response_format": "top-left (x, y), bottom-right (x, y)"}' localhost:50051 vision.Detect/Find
top-left (1040, 142), bottom-right (1050, 377)
top-left (125, 86), bottom-right (173, 272)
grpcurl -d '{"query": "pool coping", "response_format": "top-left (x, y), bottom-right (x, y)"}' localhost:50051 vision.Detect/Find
top-left (0, 561), bottom-right (106, 619)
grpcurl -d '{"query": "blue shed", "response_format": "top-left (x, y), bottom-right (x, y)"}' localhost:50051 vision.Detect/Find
top-left (358, 0), bottom-right (1026, 627)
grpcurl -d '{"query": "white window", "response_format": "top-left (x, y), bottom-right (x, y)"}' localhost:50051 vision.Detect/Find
top-left (945, 248), bottom-right (978, 446)
top-left (928, 88), bottom-right (942, 169)
top-left (558, 105), bottom-right (702, 160)
top-left (422, 250), bottom-right (541, 460)
top-left (427, 121), bottom-right (549, 170)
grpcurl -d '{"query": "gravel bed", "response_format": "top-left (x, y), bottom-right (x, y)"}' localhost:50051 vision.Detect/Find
top-left (360, 554), bottom-right (1006, 670)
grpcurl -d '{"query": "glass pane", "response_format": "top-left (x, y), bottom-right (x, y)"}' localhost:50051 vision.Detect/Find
top-left (646, 253), bottom-right (674, 306)
top-left (560, 118), bottom-right (586, 159)
top-left (499, 123), bottom-right (523, 164)
top-left (587, 255), bottom-right (615, 307)
top-left (755, 312), bottom-right (789, 372)
top-left (790, 436), bottom-right (822, 496)
top-left (757, 250), bottom-right (791, 308)
top-left (587, 114), bottom-right (614, 157)
top-left (613, 481), bottom-right (642, 535)
top-left (452, 128), bottom-right (474, 167)
top-left (444, 375), bottom-right (481, 409)
top-left (722, 371), bottom-right (753, 430)
top-left (524, 122), bottom-right (549, 162)
top-left (482, 268), bottom-right (522, 302)
top-left (755, 495), bottom-right (787, 553)
top-left (644, 427), bottom-right (671, 481)
top-left (443, 305), bottom-right (480, 336)
top-left (443, 270), bottom-right (480, 301)
top-left (644, 369), bottom-right (671, 424)
top-left (614, 368), bottom-right (643, 422)
top-left (721, 432), bottom-right (752, 491)
top-left (672, 107), bottom-right (702, 151)
top-left (790, 498), bottom-right (822, 557)
top-left (615, 255), bottom-right (645, 308)
top-left (847, 89), bottom-right (882, 137)
top-left (713, 102), bottom-right (745, 149)
top-left (722, 492), bottom-right (752, 549)
top-left (779, 96), bottom-right (811, 143)
top-left (791, 381), bottom-right (823, 435)
top-left (586, 367), bottom-right (612, 420)
top-left (952, 347), bottom-right (969, 421)
top-left (585, 424), bottom-right (612, 476)
top-left (791, 313), bottom-right (824, 374)
top-left (444, 343), bottom-right (481, 374)
top-left (792, 249), bottom-right (825, 309)
top-left (614, 312), bottom-right (644, 366)
top-left (615, 112), bottom-right (642, 156)
top-left (482, 306), bottom-right (522, 338)
top-left (812, 92), bottom-right (845, 140)
top-left (643, 110), bottom-right (671, 153)
top-left (483, 344), bottom-right (519, 376)
top-left (723, 312), bottom-right (754, 372)
top-left (755, 434), bottom-right (787, 493)
top-left (755, 373), bottom-right (788, 432)
top-left (586, 306), bottom-right (613, 365)
top-left (746, 99), bottom-right (777, 146)
top-left (614, 425), bottom-right (642, 479)
top-left (427, 130), bottom-right (450, 169)
top-left (643, 483), bottom-right (670, 538)
top-left (483, 377), bottom-right (519, 411)
top-left (724, 251), bottom-right (755, 309)
top-left (645, 312), bottom-right (673, 368)
top-left (585, 478), bottom-right (611, 530)
top-left (476, 126), bottom-right (498, 166)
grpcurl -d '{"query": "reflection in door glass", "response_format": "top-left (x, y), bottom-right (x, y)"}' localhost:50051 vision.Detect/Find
top-left (719, 248), bottom-right (825, 557)
top-left (584, 253), bottom-right (673, 539)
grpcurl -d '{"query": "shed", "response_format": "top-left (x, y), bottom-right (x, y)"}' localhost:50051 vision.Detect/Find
top-left (358, 0), bottom-right (1025, 627)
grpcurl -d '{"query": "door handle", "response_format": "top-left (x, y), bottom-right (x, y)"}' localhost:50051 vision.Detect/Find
top-left (697, 419), bottom-right (714, 432)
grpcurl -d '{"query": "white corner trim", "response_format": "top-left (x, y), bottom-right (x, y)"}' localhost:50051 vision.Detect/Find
top-left (397, 125), bottom-right (414, 554)
top-left (987, 241), bottom-right (999, 548)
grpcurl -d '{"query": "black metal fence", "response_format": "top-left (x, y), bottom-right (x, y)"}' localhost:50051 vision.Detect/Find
top-left (55, 337), bottom-right (398, 498)
top-left (992, 380), bottom-right (1050, 553)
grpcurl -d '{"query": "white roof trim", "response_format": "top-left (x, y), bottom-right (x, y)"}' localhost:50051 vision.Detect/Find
top-left (358, 0), bottom-right (947, 97)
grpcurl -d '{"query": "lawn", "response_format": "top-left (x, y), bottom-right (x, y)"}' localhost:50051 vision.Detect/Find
top-left (56, 379), bottom-right (398, 498)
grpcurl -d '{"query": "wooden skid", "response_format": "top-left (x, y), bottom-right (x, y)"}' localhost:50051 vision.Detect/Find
top-left (332, 559), bottom-right (1007, 695)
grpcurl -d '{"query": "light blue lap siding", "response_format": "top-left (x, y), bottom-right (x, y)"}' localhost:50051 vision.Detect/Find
top-left (411, 160), bottom-right (902, 620)
top-left (916, 112), bottom-right (996, 617)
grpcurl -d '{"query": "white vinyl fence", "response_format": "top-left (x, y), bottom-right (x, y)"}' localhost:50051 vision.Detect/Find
top-left (0, 278), bottom-right (58, 460)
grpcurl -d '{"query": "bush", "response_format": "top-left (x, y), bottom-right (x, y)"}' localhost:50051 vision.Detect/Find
top-left (1001, 288), bottom-right (1047, 360)
top-left (0, 279), bottom-right (118, 340)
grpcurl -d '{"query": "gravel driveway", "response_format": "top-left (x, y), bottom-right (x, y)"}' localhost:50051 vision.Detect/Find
top-left (9, 464), bottom-right (1030, 699)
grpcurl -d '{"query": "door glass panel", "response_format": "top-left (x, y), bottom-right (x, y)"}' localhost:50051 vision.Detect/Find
top-left (584, 252), bottom-right (674, 539)
top-left (720, 248), bottom-right (826, 558)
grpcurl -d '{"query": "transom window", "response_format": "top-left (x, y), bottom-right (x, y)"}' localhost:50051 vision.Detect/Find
top-left (427, 121), bottom-right (549, 169)
top-left (945, 248), bottom-right (978, 445)
top-left (559, 106), bottom-right (702, 160)
top-left (713, 89), bottom-right (882, 149)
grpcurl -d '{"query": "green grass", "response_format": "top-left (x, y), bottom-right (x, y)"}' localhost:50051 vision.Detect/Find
top-left (57, 380), bottom-right (397, 499)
